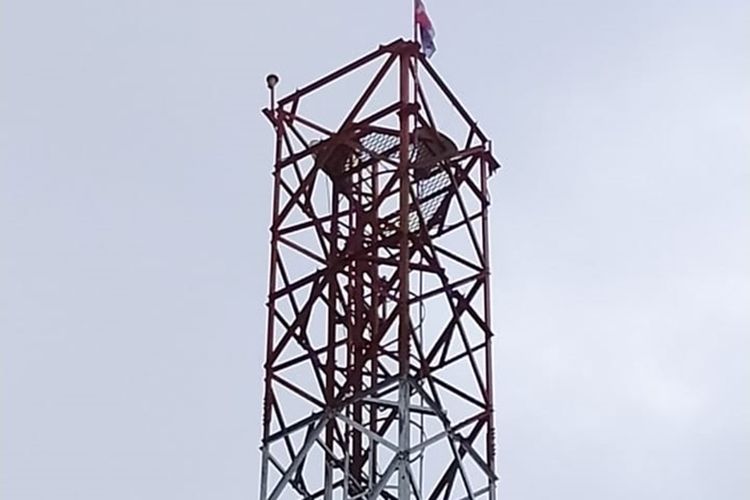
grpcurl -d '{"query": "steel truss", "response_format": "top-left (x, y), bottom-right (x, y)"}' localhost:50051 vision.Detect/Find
top-left (261, 39), bottom-right (500, 500)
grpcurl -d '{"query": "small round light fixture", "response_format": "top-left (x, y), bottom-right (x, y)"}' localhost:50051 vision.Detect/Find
top-left (266, 74), bottom-right (279, 89)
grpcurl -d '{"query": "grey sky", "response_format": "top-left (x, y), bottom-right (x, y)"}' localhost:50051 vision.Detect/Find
top-left (1, 1), bottom-right (748, 499)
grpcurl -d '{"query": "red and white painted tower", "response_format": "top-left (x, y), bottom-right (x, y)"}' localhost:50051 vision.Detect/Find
top-left (261, 39), bottom-right (500, 499)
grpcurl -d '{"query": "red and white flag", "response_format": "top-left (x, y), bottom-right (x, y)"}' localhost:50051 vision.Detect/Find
top-left (414, 0), bottom-right (436, 58)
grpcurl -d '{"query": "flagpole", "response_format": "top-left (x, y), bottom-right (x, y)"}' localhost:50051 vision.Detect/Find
top-left (412, 0), bottom-right (417, 42)
top-left (412, 0), bottom-right (421, 136)
top-left (413, 0), bottom-right (419, 104)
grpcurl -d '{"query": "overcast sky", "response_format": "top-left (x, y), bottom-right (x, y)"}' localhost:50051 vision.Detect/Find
top-left (1, 1), bottom-right (748, 499)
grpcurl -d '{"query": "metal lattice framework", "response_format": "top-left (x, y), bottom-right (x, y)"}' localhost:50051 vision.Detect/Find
top-left (260, 40), bottom-right (500, 500)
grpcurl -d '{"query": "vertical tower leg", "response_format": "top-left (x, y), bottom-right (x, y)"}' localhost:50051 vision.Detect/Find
top-left (397, 49), bottom-right (412, 500)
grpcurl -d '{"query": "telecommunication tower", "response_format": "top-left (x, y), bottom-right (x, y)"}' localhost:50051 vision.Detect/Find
top-left (261, 39), bottom-right (500, 499)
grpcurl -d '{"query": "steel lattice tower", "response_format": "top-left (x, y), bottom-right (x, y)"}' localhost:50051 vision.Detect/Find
top-left (260, 40), bottom-right (500, 500)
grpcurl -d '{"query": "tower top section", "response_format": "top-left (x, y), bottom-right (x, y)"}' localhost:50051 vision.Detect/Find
top-left (263, 39), bottom-right (500, 177)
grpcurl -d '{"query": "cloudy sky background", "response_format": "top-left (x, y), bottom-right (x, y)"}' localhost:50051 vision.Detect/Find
top-left (2, 0), bottom-right (748, 499)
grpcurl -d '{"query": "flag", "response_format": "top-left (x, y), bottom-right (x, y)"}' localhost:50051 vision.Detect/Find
top-left (414, 0), bottom-right (436, 58)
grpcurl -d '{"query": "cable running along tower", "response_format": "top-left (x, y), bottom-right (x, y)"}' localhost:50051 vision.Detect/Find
top-left (261, 39), bottom-right (500, 499)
